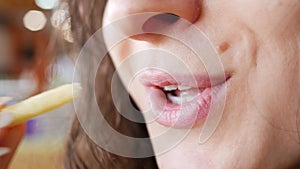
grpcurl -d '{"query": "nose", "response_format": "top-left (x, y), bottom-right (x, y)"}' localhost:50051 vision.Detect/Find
top-left (104, 0), bottom-right (201, 38)
top-left (108, 0), bottom-right (201, 22)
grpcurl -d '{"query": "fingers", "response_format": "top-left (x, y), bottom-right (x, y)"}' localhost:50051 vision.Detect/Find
top-left (0, 97), bottom-right (12, 110)
top-left (0, 97), bottom-right (12, 106)
top-left (0, 147), bottom-right (10, 157)
top-left (0, 99), bottom-right (14, 167)
top-left (0, 112), bottom-right (25, 169)
top-left (0, 112), bottom-right (13, 128)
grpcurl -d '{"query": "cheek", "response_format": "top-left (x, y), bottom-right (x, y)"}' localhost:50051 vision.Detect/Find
top-left (108, 40), bottom-right (132, 67)
top-left (221, 0), bottom-right (300, 133)
top-left (108, 40), bottom-right (155, 111)
top-left (248, 41), bottom-right (300, 133)
top-left (108, 39), bottom-right (153, 67)
top-left (222, 0), bottom-right (300, 39)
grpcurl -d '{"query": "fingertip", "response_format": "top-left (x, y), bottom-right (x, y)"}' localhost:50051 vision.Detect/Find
top-left (0, 147), bottom-right (11, 157)
top-left (0, 112), bottom-right (13, 128)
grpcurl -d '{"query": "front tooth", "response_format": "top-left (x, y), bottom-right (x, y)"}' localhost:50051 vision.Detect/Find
top-left (167, 94), bottom-right (181, 104)
top-left (177, 85), bottom-right (191, 90)
top-left (167, 92), bottom-right (200, 104)
top-left (163, 85), bottom-right (177, 91)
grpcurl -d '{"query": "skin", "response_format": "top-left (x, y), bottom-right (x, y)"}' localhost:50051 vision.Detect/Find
top-left (104, 0), bottom-right (300, 169)
top-left (0, 102), bottom-right (25, 169)
top-left (0, 124), bottom-right (25, 169)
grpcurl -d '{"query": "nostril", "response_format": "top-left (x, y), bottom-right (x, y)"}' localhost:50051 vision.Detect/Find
top-left (153, 13), bottom-right (180, 24)
top-left (142, 13), bottom-right (180, 33)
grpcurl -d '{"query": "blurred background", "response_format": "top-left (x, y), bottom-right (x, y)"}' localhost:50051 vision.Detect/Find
top-left (0, 0), bottom-right (75, 168)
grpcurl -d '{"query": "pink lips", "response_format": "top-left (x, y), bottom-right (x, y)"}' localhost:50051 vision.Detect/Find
top-left (139, 70), bottom-right (229, 128)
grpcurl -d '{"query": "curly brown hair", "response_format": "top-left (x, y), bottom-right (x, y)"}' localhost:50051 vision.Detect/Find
top-left (65, 0), bottom-right (158, 168)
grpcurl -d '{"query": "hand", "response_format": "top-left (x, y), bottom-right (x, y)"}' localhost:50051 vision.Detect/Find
top-left (0, 97), bottom-right (25, 169)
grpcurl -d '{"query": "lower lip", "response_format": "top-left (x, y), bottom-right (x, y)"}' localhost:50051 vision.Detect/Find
top-left (146, 82), bottom-right (227, 128)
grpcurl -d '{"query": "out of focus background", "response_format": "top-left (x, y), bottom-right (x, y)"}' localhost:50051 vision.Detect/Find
top-left (0, 0), bottom-right (75, 168)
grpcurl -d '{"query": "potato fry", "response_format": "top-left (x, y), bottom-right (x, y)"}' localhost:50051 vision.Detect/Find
top-left (0, 84), bottom-right (81, 126)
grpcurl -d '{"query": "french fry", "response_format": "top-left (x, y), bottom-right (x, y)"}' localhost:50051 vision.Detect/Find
top-left (0, 83), bottom-right (81, 127)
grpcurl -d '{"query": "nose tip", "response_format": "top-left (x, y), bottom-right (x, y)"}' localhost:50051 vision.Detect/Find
top-left (105, 0), bottom-right (201, 22)
top-left (104, 0), bottom-right (201, 39)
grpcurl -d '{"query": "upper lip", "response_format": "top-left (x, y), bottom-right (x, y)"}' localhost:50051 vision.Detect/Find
top-left (138, 69), bottom-right (230, 89)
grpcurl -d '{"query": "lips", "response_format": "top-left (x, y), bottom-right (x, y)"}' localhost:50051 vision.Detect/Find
top-left (139, 69), bottom-right (229, 128)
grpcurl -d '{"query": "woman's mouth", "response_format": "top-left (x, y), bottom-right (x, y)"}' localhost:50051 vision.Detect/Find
top-left (139, 70), bottom-right (230, 128)
top-left (163, 85), bottom-right (203, 104)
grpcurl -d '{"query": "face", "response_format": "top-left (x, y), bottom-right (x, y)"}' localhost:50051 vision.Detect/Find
top-left (103, 0), bottom-right (300, 168)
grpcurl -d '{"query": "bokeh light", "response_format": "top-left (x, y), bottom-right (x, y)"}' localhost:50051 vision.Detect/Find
top-left (35, 0), bottom-right (59, 10)
top-left (23, 10), bottom-right (47, 31)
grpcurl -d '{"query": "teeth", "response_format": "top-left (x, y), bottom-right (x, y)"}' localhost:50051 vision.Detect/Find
top-left (167, 93), bottom-right (200, 104)
top-left (177, 85), bottom-right (191, 90)
top-left (162, 85), bottom-right (202, 104)
top-left (162, 85), bottom-right (192, 91)
top-left (167, 89), bottom-right (200, 104)
top-left (163, 85), bottom-right (177, 91)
